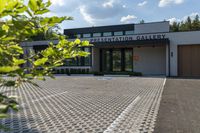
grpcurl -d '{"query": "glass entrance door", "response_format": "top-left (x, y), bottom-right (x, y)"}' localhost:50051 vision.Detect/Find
top-left (125, 49), bottom-right (133, 72)
top-left (102, 50), bottom-right (111, 72)
top-left (112, 50), bottom-right (122, 72)
top-left (101, 48), bottom-right (133, 73)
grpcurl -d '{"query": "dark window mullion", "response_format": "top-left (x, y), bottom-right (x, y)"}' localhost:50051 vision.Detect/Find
top-left (110, 49), bottom-right (113, 72)
top-left (81, 47), bottom-right (85, 66)
top-left (100, 49), bottom-right (103, 72)
top-left (121, 49), bottom-right (125, 71)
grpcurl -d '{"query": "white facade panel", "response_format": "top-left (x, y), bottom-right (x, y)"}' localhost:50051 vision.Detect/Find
top-left (133, 46), bottom-right (166, 75)
top-left (165, 31), bottom-right (200, 76)
top-left (134, 21), bottom-right (170, 34)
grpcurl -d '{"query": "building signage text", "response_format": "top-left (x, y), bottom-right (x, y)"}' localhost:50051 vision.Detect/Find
top-left (89, 34), bottom-right (166, 43)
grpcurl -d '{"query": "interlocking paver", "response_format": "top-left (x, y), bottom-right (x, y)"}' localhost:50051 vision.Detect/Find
top-left (0, 76), bottom-right (165, 133)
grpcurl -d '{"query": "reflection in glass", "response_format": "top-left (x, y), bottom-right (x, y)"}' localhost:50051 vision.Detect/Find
top-left (112, 50), bottom-right (121, 72)
top-left (103, 50), bottom-right (111, 72)
top-left (125, 50), bottom-right (133, 71)
top-left (103, 32), bottom-right (112, 37)
top-left (93, 33), bottom-right (101, 37)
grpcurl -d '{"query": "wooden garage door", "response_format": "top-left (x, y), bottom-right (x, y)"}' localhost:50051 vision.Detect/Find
top-left (178, 45), bottom-right (200, 77)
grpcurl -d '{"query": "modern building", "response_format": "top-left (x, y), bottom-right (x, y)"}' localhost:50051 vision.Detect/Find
top-left (21, 21), bottom-right (200, 77)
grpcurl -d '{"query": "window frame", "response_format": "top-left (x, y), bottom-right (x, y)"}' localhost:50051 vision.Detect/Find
top-left (103, 32), bottom-right (112, 37)
top-left (125, 30), bottom-right (134, 35)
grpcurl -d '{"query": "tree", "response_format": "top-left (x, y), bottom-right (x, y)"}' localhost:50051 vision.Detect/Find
top-left (170, 21), bottom-right (179, 32)
top-left (185, 16), bottom-right (192, 30)
top-left (170, 15), bottom-right (200, 32)
top-left (31, 24), bottom-right (62, 40)
top-left (192, 15), bottom-right (200, 30)
top-left (0, 0), bottom-right (91, 130)
top-left (139, 19), bottom-right (145, 24)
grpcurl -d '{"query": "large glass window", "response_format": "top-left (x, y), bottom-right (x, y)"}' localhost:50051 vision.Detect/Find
top-left (64, 47), bottom-right (92, 66)
top-left (83, 33), bottom-right (91, 38)
top-left (65, 58), bottom-right (78, 66)
top-left (93, 33), bottom-right (101, 37)
top-left (103, 32), bottom-right (112, 37)
top-left (125, 50), bottom-right (133, 72)
top-left (112, 50), bottom-right (122, 72)
top-left (114, 31), bottom-right (123, 36)
top-left (102, 50), bottom-right (111, 72)
top-left (101, 48), bottom-right (133, 72)
top-left (76, 34), bottom-right (81, 38)
top-left (125, 30), bottom-right (134, 35)
top-left (84, 48), bottom-right (91, 66)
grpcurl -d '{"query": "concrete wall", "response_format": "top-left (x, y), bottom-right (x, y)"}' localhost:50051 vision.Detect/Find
top-left (165, 31), bottom-right (200, 76)
top-left (133, 46), bottom-right (166, 75)
top-left (135, 21), bottom-right (169, 34)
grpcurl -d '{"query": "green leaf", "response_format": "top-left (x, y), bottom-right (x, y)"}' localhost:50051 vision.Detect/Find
top-left (0, 0), bottom-right (6, 14)
top-left (34, 58), bottom-right (48, 66)
top-left (35, 9), bottom-right (49, 15)
top-left (0, 105), bottom-right (7, 110)
top-left (10, 104), bottom-right (18, 111)
top-left (13, 57), bottom-right (26, 65)
top-left (40, 16), bottom-right (72, 27)
top-left (24, 74), bottom-right (33, 78)
top-left (46, 0), bottom-right (52, 7)
top-left (2, 25), bottom-right (9, 32)
top-left (81, 41), bottom-right (92, 46)
top-left (74, 39), bottom-right (81, 44)
top-left (35, 76), bottom-right (45, 81)
top-left (42, 47), bottom-right (55, 57)
top-left (77, 51), bottom-right (90, 57)
top-left (3, 80), bottom-right (16, 87)
top-left (0, 113), bottom-right (8, 119)
top-left (28, 0), bottom-right (38, 13)
top-left (0, 66), bottom-right (20, 73)
top-left (9, 45), bottom-right (24, 54)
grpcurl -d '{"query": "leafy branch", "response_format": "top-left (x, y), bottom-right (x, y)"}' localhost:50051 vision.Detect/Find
top-left (0, 0), bottom-right (92, 130)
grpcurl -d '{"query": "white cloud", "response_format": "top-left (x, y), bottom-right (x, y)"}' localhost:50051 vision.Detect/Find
top-left (183, 12), bottom-right (199, 21)
top-left (168, 12), bottom-right (200, 24)
top-left (40, 0), bottom-right (126, 25)
top-left (51, 0), bottom-right (65, 6)
top-left (122, 5), bottom-right (127, 8)
top-left (159, 0), bottom-right (184, 7)
top-left (79, 6), bottom-right (95, 24)
top-left (120, 15), bottom-right (137, 23)
top-left (78, 0), bottom-right (125, 24)
top-left (168, 17), bottom-right (180, 24)
top-left (138, 1), bottom-right (148, 7)
top-left (102, 0), bottom-right (115, 8)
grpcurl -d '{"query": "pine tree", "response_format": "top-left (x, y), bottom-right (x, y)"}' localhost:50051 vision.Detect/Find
top-left (179, 21), bottom-right (187, 31)
top-left (185, 17), bottom-right (192, 31)
top-left (139, 20), bottom-right (145, 24)
top-left (170, 21), bottom-right (179, 32)
top-left (192, 15), bottom-right (200, 30)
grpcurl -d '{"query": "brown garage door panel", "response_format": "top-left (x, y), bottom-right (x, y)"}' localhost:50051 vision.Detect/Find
top-left (192, 45), bottom-right (200, 76)
top-left (178, 45), bottom-right (200, 77)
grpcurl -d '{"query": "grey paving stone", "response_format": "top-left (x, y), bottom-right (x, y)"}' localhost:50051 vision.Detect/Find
top-left (0, 76), bottom-right (165, 133)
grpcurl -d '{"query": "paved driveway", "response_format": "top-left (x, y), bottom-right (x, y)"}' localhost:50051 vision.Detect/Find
top-left (154, 78), bottom-right (200, 133)
top-left (0, 76), bottom-right (165, 133)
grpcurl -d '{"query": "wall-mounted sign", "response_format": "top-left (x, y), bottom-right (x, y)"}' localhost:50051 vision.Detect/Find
top-left (89, 34), bottom-right (167, 43)
top-left (133, 55), bottom-right (140, 61)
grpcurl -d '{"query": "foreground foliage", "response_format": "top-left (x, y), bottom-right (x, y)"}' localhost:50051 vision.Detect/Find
top-left (0, 0), bottom-right (91, 130)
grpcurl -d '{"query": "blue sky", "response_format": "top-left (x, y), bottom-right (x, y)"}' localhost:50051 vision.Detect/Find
top-left (46, 0), bottom-right (200, 29)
